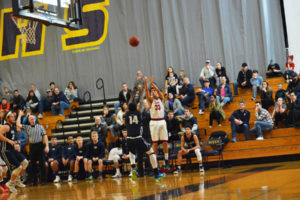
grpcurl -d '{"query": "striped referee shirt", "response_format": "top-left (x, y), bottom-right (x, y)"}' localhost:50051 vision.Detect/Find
top-left (22, 124), bottom-right (47, 144)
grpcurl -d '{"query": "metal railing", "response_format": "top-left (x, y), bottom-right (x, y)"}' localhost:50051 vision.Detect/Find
top-left (96, 77), bottom-right (107, 105)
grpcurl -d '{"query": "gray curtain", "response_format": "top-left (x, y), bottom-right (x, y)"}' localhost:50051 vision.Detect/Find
top-left (0, 0), bottom-right (285, 100)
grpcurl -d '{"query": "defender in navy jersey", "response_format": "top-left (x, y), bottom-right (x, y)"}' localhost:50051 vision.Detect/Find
top-left (0, 111), bottom-right (29, 193)
top-left (125, 102), bottom-right (165, 181)
top-left (62, 136), bottom-right (76, 182)
top-left (73, 136), bottom-right (88, 180)
top-left (48, 136), bottom-right (63, 183)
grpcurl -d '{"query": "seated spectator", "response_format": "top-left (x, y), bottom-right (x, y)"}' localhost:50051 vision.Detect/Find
top-left (73, 136), bottom-right (88, 181)
top-left (284, 55), bottom-right (296, 82)
top-left (86, 132), bottom-right (106, 180)
top-left (287, 92), bottom-right (300, 128)
top-left (103, 106), bottom-right (119, 138)
top-left (165, 67), bottom-right (178, 95)
top-left (174, 126), bottom-right (204, 174)
top-left (215, 62), bottom-right (230, 86)
top-left (12, 89), bottom-right (26, 112)
top-left (180, 108), bottom-right (199, 135)
top-left (266, 61), bottom-right (282, 78)
top-left (26, 90), bottom-right (39, 113)
top-left (51, 88), bottom-right (70, 116)
top-left (261, 81), bottom-right (274, 110)
top-left (176, 70), bottom-right (185, 95)
top-left (166, 111), bottom-right (181, 143)
top-left (48, 137), bottom-right (63, 183)
top-left (134, 70), bottom-right (144, 90)
top-left (250, 70), bottom-right (263, 101)
top-left (64, 81), bottom-right (78, 102)
top-left (196, 80), bottom-right (214, 115)
top-left (164, 93), bottom-right (184, 116)
top-left (91, 116), bottom-right (107, 146)
top-left (49, 82), bottom-right (56, 92)
top-left (62, 136), bottom-right (76, 182)
top-left (229, 102), bottom-right (250, 142)
top-left (286, 73), bottom-right (300, 98)
top-left (199, 59), bottom-right (215, 88)
top-left (180, 77), bottom-right (195, 107)
top-left (38, 89), bottom-right (54, 119)
top-left (233, 63), bottom-right (252, 96)
top-left (250, 101), bottom-right (273, 140)
top-left (116, 102), bottom-right (128, 135)
top-left (141, 100), bottom-right (151, 143)
top-left (30, 84), bottom-right (41, 101)
top-left (272, 97), bottom-right (287, 128)
top-left (2, 87), bottom-right (13, 104)
top-left (0, 98), bottom-right (10, 111)
top-left (114, 83), bottom-right (131, 114)
top-left (209, 95), bottom-right (225, 128)
top-left (275, 83), bottom-right (287, 102)
top-left (216, 77), bottom-right (233, 107)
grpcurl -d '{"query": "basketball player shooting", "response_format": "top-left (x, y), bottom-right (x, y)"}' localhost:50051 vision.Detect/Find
top-left (144, 76), bottom-right (170, 171)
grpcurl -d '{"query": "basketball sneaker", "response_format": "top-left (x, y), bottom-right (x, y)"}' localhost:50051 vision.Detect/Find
top-left (53, 175), bottom-right (61, 183)
top-left (68, 175), bottom-right (72, 182)
top-left (5, 181), bottom-right (17, 194)
top-left (15, 178), bottom-right (26, 188)
top-left (97, 175), bottom-right (103, 181)
top-left (155, 172), bottom-right (166, 181)
top-left (131, 170), bottom-right (138, 181)
top-left (112, 173), bottom-right (121, 178)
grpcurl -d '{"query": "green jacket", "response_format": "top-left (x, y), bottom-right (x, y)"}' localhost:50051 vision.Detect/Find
top-left (209, 101), bottom-right (225, 120)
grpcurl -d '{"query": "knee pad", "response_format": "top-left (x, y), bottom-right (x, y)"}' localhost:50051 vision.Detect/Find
top-left (21, 159), bottom-right (29, 170)
top-left (12, 167), bottom-right (22, 176)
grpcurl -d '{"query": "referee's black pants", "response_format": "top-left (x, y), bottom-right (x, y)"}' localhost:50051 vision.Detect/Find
top-left (29, 142), bottom-right (47, 184)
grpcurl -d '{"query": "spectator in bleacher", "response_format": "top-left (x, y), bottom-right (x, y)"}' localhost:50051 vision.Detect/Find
top-left (48, 137), bottom-right (63, 183)
top-left (196, 80), bottom-right (214, 115)
top-left (51, 88), bottom-right (70, 116)
top-left (0, 98), bottom-right (10, 111)
top-left (250, 101), bottom-right (273, 140)
top-left (38, 89), bottom-right (54, 119)
top-left (275, 83), bottom-right (287, 102)
top-left (174, 126), bottom-right (204, 174)
top-left (266, 62), bottom-right (282, 78)
top-left (73, 136), bottom-right (88, 181)
top-left (261, 81), bottom-right (274, 110)
top-left (233, 63), bottom-right (252, 96)
top-left (114, 83), bottom-right (131, 114)
top-left (12, 89), bottom-right (26, 112)
top-left (272, 97), bottom-right (287, 128)
top-left (2, 87), bottom-right (13, 104)
top-left (142, 100), bottom-right (151, 143)
top-left (199, 59), bottom-right (215, 88)
top-left (180, 108), bottom-right (199, 135)
top-left (62, 136), bottom-right (76, 182)
top-left (30, 84), bottom-right (41, 101)
top-left (215, 62), bottom-right (229, 86)
top-left (229, 102), bottom-right (250, 142)
top-left (286, 73), bottom-right (300, 98)
top-left (86, 132), bottom-right (106, 180)
top-left (180, 77), bottom-right (195, 107)
top-left (64, 81), bottom-right (78, 103)
top-left (90, 116), bottom-right (107, 147)
top-left (26, 90), bottom-right (39, 113)
top-left (166, 111), bottom-right (181, 143)
top-left (250, 70), bottom-right (263, 101)
top-left (287, 92), bottom-right (300, 128)
top-left (116, 102), bottom-right (128, 134)
top-left (176, 70), bottom-right (185, 95)
top-left (165, 67), bottom-right (178, 95)
top-left (209, 95), bottom-right (225, 128)
top-left (103, 106), bottom-right (119, 138)
top-left (216, 77), bottom-right (233, 107)
top-left (134, 70), bottom-right (144, 90)
top-left (284, 55), bottom-right (295, 82)
top-left (49, 82), bottom-right (55, 92)
top-left (164, 93), bottom-right (184, 116)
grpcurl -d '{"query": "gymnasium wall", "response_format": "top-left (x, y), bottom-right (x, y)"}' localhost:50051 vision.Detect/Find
top-left (0, 0), bottom-right (285, 100)
top-left (284, 0), bottom-right (300, 74)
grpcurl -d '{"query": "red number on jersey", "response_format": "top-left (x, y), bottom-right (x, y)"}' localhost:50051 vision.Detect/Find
top-left (155, 104), bottom-right (161, 111)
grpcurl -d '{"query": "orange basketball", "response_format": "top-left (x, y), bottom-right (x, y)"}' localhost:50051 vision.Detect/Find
top-left (129, 36), bottom-right (140, 47)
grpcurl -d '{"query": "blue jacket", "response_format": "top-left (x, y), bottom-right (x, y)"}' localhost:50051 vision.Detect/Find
top-left (181, 84), bottom-right (195, 99)
top-left (229, 109), bottom-right (251, 125)
top-left (53, 91), bottom-right (69, 104)
top-left (216, 84), bottom-right (233, 101)
top-left (17, 130), bottom-right (28, 148)
top-left (250, 75), bottom-right (263, 87)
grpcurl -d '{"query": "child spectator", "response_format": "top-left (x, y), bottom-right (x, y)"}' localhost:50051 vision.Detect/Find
top-left (209, 95), bottom-right (225, 128)
top-left (284, 55), bottom-right (296, 82)
top-left (165, 67), bottom-right (178, 95)
top-left (176, 70), bottom-right (185, 95)
top-left (0, 98), bottom-right (10, 111)
top-left (64, 81), bottom-right (78, 102)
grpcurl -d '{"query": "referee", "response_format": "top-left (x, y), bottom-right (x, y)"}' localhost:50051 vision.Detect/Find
top-left (17, 110), bottom-right (49, 186)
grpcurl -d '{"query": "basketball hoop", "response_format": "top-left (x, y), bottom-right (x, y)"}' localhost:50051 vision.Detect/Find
top-left (10, 14), bottom-right (38, 45)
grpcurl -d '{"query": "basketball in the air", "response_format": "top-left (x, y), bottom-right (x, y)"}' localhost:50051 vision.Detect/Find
top-left (129, 36), bottom-right (140, 47)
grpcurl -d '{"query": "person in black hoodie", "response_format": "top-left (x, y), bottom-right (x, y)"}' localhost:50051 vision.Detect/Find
top-left (233, 63), bottom-right (252, 96)
top-left (12, 90), bottom-right (26, 112)
top-left (287, 92), bottom-right (300, 128)
top-left (215, 62), bottom-right (230, 86)
top-left (51, 88), bottom-right (70, 116)
top-left (103, 106), bottom-right (119, 138)
top-left (26, 90), bottom-right (39, 113)
top-left (166, 111), bottom-right (181, 143)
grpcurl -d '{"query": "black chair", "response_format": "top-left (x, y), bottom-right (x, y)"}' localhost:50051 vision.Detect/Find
top-left (203, 137), bottom-right (224, 167)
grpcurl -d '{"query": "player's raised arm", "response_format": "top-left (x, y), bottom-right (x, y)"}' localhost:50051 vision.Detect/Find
top-left (144, 76), bottom-right (152, 104)
top-left (151, 82), bottom-right (164, 101)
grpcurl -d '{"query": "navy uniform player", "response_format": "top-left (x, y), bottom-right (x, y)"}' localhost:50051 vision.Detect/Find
top-left (144, 76), bottom-right (170, 170)
top-left (62, 136), bottom-right (76, 182)
top-left (73, 136), bottom-right (88, 181)
top-left (125, 102), bottom-right (165, 181)
top-left (0, 111), bottom-right (29, 193)
top-left (48, 136), bottom-right (63, 183)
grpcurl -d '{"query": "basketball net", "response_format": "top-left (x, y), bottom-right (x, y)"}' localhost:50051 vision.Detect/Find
top-left (10, 14), bottom-right (38, 45)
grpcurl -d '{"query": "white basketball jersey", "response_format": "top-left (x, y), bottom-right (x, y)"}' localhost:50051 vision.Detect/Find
top-left (150, 99), bottom-right (164, 119)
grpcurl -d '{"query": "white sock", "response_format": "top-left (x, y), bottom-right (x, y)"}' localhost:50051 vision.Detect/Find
top-left (164, 153), bottom-right (169, 161)
top-left (116, 168), bottom-right (120, 174)
top-left (149, 154), bottom-right (158, 169)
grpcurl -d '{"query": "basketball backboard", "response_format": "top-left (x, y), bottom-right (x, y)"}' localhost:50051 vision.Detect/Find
top-left (12, 0), bottom-right (82, 30)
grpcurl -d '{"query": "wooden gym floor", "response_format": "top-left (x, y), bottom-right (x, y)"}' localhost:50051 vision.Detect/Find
top-left (1, 160), bottom-right (300, 200)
